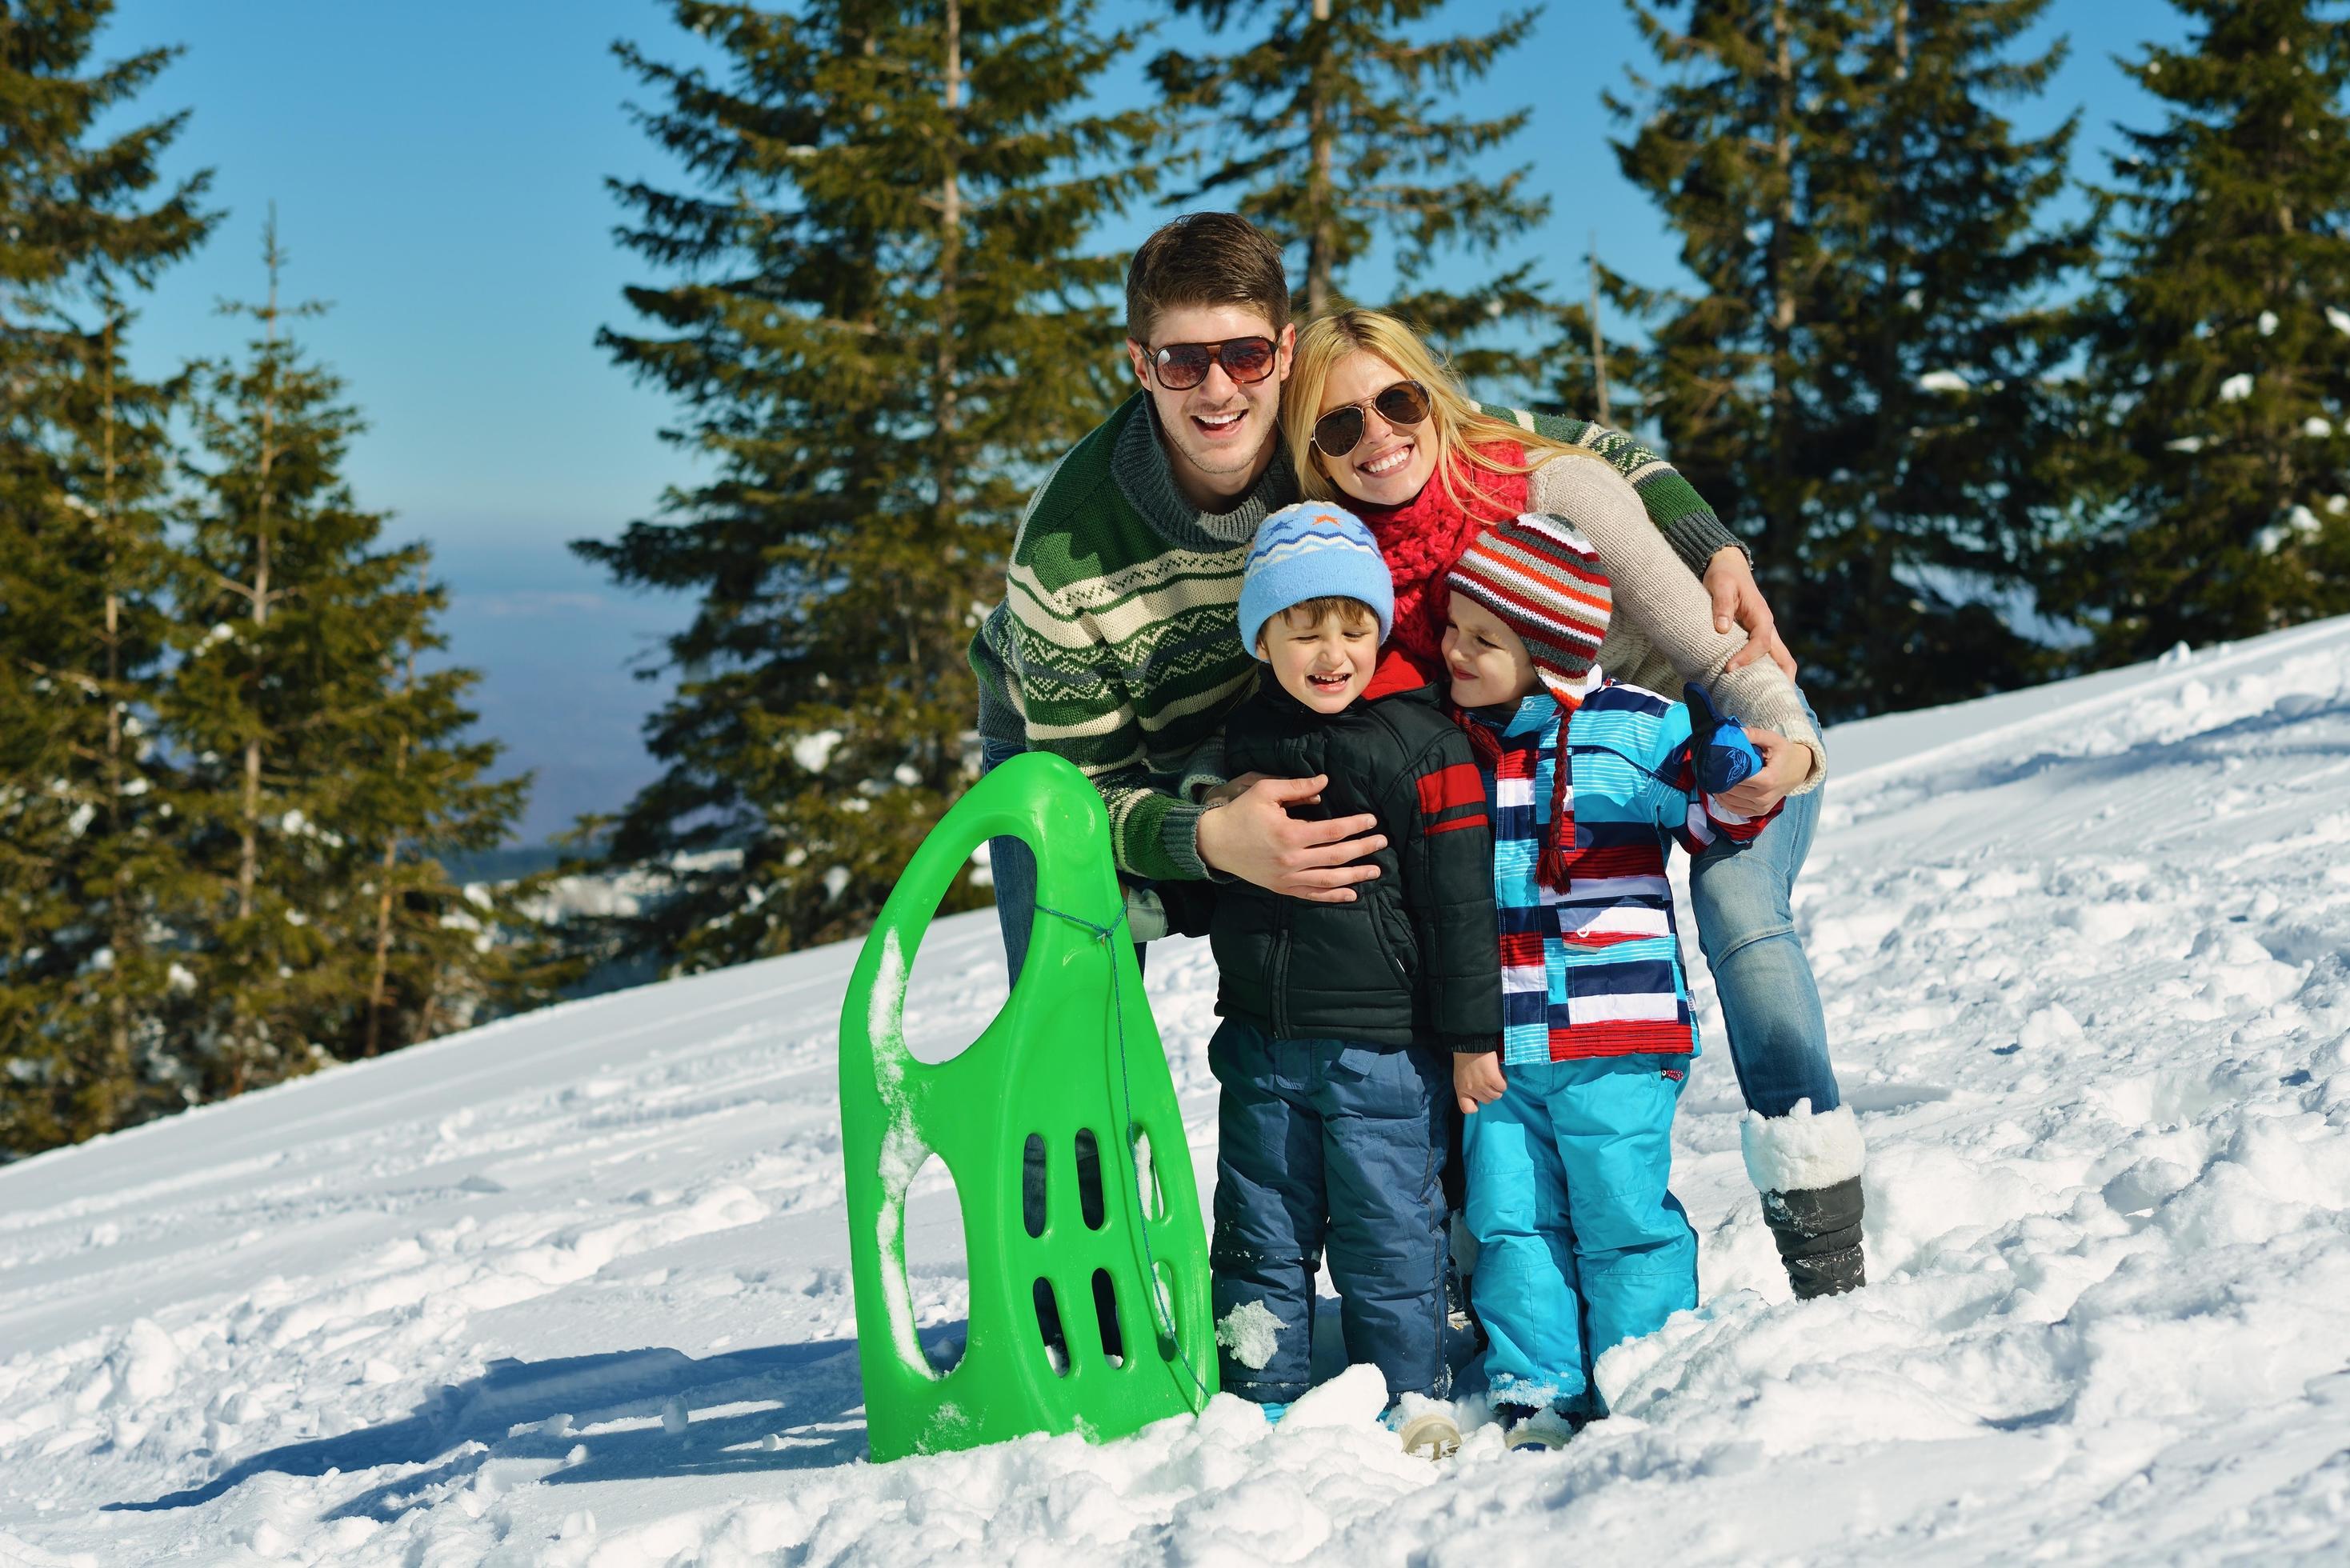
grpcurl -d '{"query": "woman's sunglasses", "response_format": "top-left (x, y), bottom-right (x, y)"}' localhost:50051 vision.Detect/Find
top-left (1311, 379), bottom-right (1432, 458)
top-left (1146, 335), bottom-right (1279, 391)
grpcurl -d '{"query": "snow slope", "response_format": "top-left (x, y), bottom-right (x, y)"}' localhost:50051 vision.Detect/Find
top-left (7, 619), bottom-right (2350, 1566)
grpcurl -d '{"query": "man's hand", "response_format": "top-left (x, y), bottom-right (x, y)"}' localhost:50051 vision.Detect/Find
top-left (1704, 546), bottom-right (1797, 679)
top-left (1715, 725), bottom-right (1813, 818)
top-left (1195, 774), bottom-right (1383, 902)
top-left (1202, 771), bottom-right (1279, 809)
top-left (1455, 1050), bottom-right (1506, 1115)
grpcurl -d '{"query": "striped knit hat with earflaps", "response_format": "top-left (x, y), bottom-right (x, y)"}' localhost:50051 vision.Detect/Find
top-left (1444, 513), bottom-right (1614, 893)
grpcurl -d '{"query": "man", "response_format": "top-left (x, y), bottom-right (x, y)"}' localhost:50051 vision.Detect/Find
top-left (970, 211), bottom-right (1792, 971)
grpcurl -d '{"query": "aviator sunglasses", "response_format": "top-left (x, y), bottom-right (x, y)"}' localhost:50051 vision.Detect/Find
top-left (1144, 335), bottom-right (1279, 390)
top-left (1311, 379), bottom-right (1432, 458)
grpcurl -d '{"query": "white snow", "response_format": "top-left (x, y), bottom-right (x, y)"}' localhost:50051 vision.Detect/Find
top-left (1215, 1301), bottom-right (1284, 1373)
top-left (1915, 370), bottom-right (1970, 394)
top-left (9, 618), bottom-right (2350, 1562)
top-left (2307, 418), bottom-right (2336, 440)
top-left (791, 729), bottom-right (844, 773)
top-left (2219, 372), bottom-right (2254, 403)
top-left (2328, 306), bottom-right (2350, 337)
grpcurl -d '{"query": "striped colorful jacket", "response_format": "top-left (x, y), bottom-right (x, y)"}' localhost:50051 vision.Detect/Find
top-left (1467, 682), bottom-right (1777, 1066)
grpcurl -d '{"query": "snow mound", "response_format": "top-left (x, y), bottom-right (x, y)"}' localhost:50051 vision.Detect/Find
top-left (6, 618), bottom-right (2350, 1562)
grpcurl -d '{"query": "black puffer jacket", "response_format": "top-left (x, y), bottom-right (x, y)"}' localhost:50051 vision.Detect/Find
top-left (1200, 670), bottom-right (1502, 1050)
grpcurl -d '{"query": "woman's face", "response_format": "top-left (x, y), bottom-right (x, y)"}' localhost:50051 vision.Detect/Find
top-left (1313, 351), bottom-right (1439, 507)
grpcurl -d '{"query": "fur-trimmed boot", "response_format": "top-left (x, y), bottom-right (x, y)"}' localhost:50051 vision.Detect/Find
top-left (1740, 1101), bottom-right (1868, 1300)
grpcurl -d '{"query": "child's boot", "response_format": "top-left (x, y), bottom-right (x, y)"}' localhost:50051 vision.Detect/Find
top-left (1741, 1102), bottom-right (1868, 1300)
top-left (1495, 1400), bottom-right (1584, 1451)
top-left (1385, 1399), bottom-right (1463, 1460)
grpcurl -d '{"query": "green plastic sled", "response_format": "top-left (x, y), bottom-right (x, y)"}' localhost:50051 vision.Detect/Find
top-left (838, 750), bottom-right (1217, 1462)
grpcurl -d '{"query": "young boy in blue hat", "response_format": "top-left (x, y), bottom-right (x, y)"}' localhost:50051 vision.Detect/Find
top-left (1199, 502), bottom-right (1503, 1459)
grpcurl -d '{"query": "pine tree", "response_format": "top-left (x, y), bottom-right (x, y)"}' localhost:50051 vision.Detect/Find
top-left (0, 1), bottom-right (215, 1152)
top-left (169, 224), bottom-right (536, 1093)
top-left (1607, 0), bottom-right (2087, 718)
top-left (2051, 0), bottom-right (2350, 660)
top-left (580, 1), bottom-right (1154, 970)
top-left (0, 305), bottom-right (202, 1150)
top-left (1148, 0), bottom-right (1552, 375)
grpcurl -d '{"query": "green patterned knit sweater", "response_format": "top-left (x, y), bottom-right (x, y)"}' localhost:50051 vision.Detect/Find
top-left (967, 392), bottom-right (1741, 882)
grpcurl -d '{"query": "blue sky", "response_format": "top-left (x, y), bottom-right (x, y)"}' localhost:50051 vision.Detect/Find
top-left (96, 0), bottom-right (2189, 842)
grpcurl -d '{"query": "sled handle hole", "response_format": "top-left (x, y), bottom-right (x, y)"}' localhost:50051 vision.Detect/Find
top-left (1074, 1128), bottom-right (1107, 1231)
top-left (1091, 1268), bottom-right (1126, 1369)
top-left (1033, 1278), bottom-right (1072, 1378)
top-left (1021, 1133), bottom-right (1047, 1239)
top-left (1151, 1262), bottom-right (1180, 1361)
top-left (1131, 1126), bottom-right (1164, 1222)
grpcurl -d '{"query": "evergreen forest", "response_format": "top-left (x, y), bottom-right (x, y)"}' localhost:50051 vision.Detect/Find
top-left (5, 0), bottom-right (2348, 1152)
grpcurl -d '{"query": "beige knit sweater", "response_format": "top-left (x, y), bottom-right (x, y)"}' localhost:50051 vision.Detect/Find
top-left (1529, 453), bottom-right (1827, 794)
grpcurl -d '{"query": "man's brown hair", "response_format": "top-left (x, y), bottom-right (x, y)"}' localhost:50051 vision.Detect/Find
top-left (1125, 212), bottom-right (1291, 344)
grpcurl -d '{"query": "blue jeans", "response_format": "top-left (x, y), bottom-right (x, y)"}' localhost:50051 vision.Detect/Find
top-left (979, 738), bottom-right (1043, 985)
top-left (1463, 1054), bottom-right (1696, 1412)
top-left (1207, 1020), bottom-right (1451, 1404)
top-left (1687, 699), bottom-right (1841, 1120)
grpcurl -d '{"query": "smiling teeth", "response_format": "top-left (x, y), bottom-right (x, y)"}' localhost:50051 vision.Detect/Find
top-left (1364, 446), bottom-right (1411, 475)
top-left (1199, 411), bottom-right (1243, 428)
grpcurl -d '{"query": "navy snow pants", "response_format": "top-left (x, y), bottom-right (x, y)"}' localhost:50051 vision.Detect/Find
top-left (1207, 1018), bottom-right (1450, 1404)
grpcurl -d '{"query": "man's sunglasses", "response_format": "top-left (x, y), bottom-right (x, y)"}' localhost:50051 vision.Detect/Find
top-left (1311, 379), bottom-right (1432, 458)
top-left (1144, 335), bottom-right (1279, 391)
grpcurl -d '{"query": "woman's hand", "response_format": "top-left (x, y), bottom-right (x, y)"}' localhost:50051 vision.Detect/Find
top-left (1704, 548), bottom-right (1797, 680)
top-left (1454, 1050), bottom-right (1507, 1115)
top-left (1715, 725), bottom-right (1815, 818)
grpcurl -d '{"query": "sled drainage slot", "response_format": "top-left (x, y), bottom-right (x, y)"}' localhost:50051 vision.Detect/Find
top-left (1034, 1278), bottom-right (1072, 1378)
top-left (1075, 1129), bottom-right (1107, 1230)
top-left (1092, 1268), bottom-right (1125, 1367)
top-left (1022, 1133), bottom-right (1047, 1238)
top-left (1131, 1128), bottom-right (1164, 1221)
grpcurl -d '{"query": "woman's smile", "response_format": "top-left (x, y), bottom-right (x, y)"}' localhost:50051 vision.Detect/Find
top-left (1315, 351), bottom-right (1438, 505)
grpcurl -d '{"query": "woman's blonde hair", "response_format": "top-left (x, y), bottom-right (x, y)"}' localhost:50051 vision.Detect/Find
top-left (1283, 307), bottom-right (1603, 519)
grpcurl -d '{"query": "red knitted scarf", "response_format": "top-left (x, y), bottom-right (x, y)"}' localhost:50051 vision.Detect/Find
top-left (1351, 443), bottom-right (1530, 670)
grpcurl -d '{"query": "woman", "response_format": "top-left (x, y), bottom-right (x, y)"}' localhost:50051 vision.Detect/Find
top-left (1279, 308), bottom-right (1866, 1300)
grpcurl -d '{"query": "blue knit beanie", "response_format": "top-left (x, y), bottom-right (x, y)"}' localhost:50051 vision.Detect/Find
top-left (1237, 502), bottom-right (1395, 657)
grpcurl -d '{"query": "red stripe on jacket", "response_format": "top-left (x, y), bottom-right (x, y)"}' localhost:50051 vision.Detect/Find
top-left (1562, 843), bottom-right (1667, 880)
top-left (1548, 1020), bottom-right (1695, 1059)
top-left (1416, 762), bottom-right (1484, 816)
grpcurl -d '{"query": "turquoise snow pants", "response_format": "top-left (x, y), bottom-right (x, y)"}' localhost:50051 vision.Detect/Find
top-left (1463, 1054), bottom-right (1697, 1413)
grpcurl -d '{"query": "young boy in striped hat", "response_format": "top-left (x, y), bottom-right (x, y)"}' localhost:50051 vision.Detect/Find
top-left (1440, 511), bottom-right (1776, 1447)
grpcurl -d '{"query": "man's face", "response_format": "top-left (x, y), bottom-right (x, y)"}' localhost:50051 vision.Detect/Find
top-left (1126, 304), bottom-right (1295, 504)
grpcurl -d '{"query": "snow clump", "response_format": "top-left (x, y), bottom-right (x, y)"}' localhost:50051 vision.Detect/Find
top-left (791, 728), bottom-right (843, 772)
top-left (1215, 1299), bottom-right (1283, 1371)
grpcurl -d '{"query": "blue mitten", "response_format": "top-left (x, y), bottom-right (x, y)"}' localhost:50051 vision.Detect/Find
top-left (1682, 683), bottom-right (1764, 795)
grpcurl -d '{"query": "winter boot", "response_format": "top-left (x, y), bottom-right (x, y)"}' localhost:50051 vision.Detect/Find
top-left (1741, 1102), bottom-right (1868, 1301)
top-left (1495, 1400), bottom-right (1585, 1451)
top-left (1386, 1402), bottom-right (1463, 1460)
